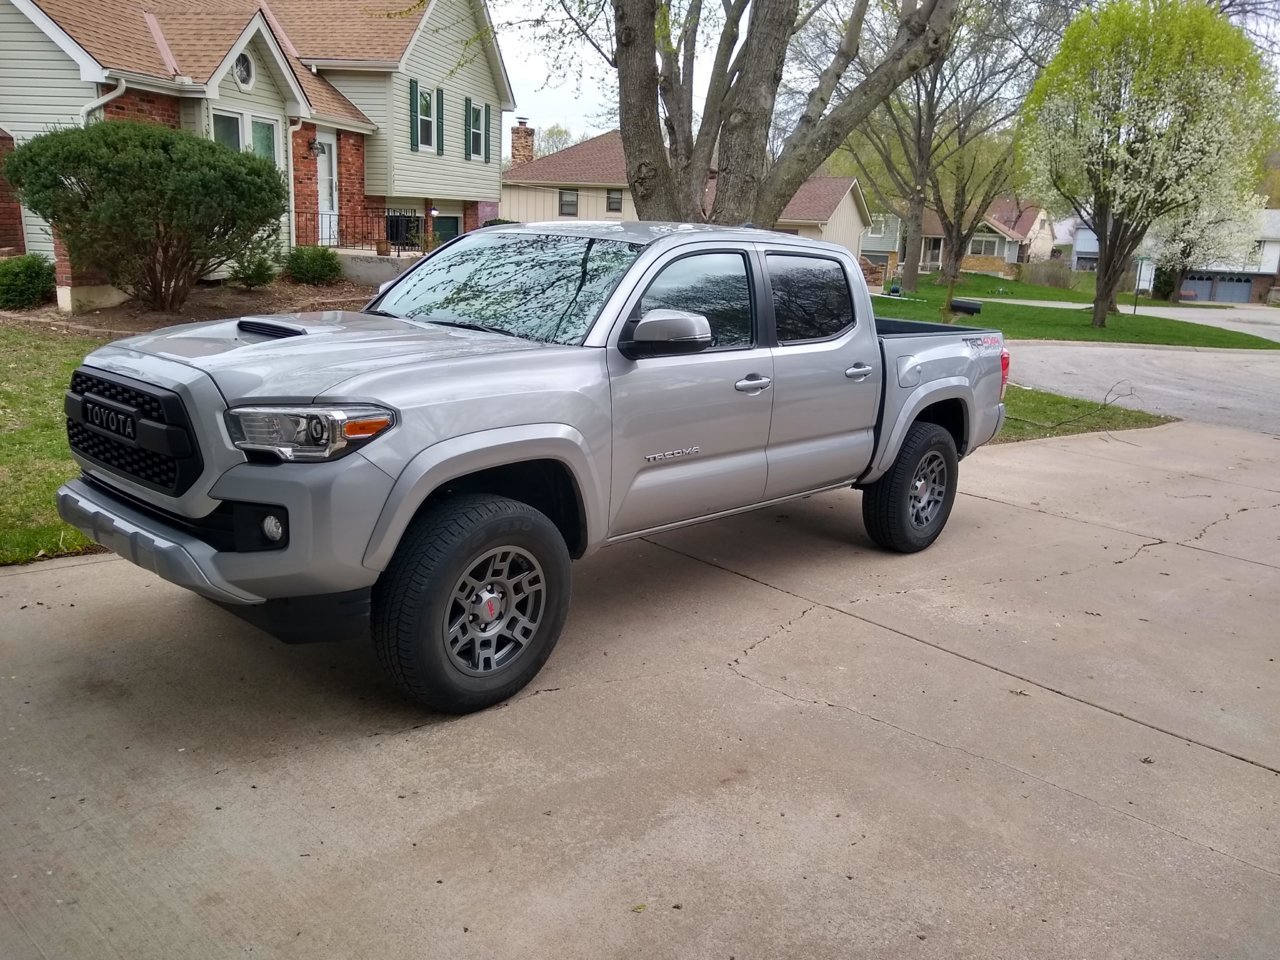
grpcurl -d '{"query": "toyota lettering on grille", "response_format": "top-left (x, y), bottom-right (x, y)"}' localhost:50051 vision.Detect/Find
top-left (82, 399), bottom-right (138, 442)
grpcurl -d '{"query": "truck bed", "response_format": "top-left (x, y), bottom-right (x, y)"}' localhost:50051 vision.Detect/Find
top-left (874, 316), bottom-right (997, 337)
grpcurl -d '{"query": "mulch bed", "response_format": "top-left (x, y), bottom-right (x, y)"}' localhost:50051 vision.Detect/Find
top-left (0, 279), bottom-right (378, 338)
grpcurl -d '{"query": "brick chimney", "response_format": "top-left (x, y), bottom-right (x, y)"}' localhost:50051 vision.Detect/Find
top-left (511, 117), bottom-right (534, 167)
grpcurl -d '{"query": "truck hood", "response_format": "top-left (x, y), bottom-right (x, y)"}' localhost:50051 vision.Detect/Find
top-left (94, 310), bottom-right (550, 403)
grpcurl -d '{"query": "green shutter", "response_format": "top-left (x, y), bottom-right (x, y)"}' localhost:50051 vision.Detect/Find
top-left (436, 88), bottom-right (444, 156)
top-left (483, 103), bottom-right (491, 163)
top-left (464, 96), bottom-right (472, 160)
top-left (409, 79), bottom-right (419, 152)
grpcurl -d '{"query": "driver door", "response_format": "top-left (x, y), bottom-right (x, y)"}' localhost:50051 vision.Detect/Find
top-left (606, 247), bottom-right (774, 537)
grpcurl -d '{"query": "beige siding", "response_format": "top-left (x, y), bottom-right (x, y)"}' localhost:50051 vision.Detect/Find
top-left (0, 0), bottom-right (99, 256)
top-left (215, 36), bottom-right (288, 129)
top-left (325, 70), bottom-right (391, 194)
top-left (179, 98), bottom-right (206, 137)
top-left (819, 191), bottom-right (866, 256)
top-left (499, 183), bottom-right (636, 222)
top-left (391, 0), bottom-right (501, 201)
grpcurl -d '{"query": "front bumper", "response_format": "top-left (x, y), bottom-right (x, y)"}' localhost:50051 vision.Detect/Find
top-left (57, 478), bottom-right (260, 603)
top-left (57, 454), bottom-right (396, 605)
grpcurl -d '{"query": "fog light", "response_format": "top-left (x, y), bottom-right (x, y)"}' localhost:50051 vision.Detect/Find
top-left (262, 515), bottom-right (284, 542)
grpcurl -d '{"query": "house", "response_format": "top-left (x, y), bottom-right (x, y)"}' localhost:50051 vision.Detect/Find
top-left (860, 202), bottom-right (1055, 279)
top-left (1059, 212), bottom-right (1280, 302)
top-left (499, 125), bottom-right (872, 255)
top-left (0, 0), bottom-right (515, 310)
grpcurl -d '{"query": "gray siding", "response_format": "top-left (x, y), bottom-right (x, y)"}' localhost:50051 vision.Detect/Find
top-left (861, 213), bottom-right (900, 255)
top-left (390, 0), bottom-right (501, 201)
top-left (324, 71), bottom-right (392, 194)
top-left (0, 0), bottom-right (98, 256)
top-left (215, 36), bottom-right (288, 130)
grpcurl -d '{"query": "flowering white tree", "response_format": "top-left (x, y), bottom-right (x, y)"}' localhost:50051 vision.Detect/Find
top-left (1151, 186), bottom-right (1266, 301)
top-left (1021, 0), bottom-right (1277, 327)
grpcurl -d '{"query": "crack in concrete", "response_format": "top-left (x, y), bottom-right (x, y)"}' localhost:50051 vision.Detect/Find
top-left (645, 539), bottom-right (1280, 780)
top-left (730, 605), bottom-right (819, 667)
top-left (1187, 502), bottom-right (1280, 543)
top-left (725, 666), bottom-right (1280, 882)
top-left (1112, 539), bottom-right (1166, 564)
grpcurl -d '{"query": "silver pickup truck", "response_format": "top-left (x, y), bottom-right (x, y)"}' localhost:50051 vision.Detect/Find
top-left (57, 223), bottom-right (1007, 712)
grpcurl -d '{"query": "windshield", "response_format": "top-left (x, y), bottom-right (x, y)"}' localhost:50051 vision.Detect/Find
top-left (375, 231), bottom-right (644, 345)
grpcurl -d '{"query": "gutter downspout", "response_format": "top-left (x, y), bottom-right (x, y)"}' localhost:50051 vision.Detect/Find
top-left (287, 117), bottom-right (304, 249)
top-left (80, 77), bottom-right (127, 126)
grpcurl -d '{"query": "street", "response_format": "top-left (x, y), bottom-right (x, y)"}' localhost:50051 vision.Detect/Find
top-left (2, 421), bottom-right (1277, 959)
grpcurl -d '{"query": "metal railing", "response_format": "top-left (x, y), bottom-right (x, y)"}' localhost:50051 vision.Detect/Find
top-left (291, 207), bottom-right (429, 254)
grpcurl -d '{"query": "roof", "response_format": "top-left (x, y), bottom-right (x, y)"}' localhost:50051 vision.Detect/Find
top-left (1261, 209), bottom-right (1280, 240)
top-left (985, 198), bottom-right (1046, 240)
top-left (921, 207), bottom-right (1024, 241)
top-left (504, 130), bottom-right (628, 185)
top-left (508, 132), bottom-right (867, 225)
top-left (17, 0), bottom-right (514, 125)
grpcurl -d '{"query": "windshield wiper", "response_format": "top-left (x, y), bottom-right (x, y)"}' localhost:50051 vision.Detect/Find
top-left (361, 307), bottom-right (402, 319)
top-left (423, 318), bottom-right (526, 339)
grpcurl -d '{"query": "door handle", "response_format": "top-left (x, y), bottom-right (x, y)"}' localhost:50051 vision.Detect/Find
top-left (734, 375), bottom-right (773, 394)
top-left (845, 363), bottom-right (874, 381)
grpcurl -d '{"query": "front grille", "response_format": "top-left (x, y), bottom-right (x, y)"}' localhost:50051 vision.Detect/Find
top-left (68, 420), bottom-right (178, 488)
top-left (65, 368), bottom-right (203, 496)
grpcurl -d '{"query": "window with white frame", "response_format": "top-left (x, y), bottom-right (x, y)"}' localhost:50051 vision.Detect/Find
top-left (212, 110), bottom-right (280, 167)
top-left (470, 104), bottom-right (483, 158)
top-left (867, 215), bottom-right (886, 237)
top-left (233, 52), bottom-right (255, 91)
top-left (419, 88), bottom-right (434, 149)
top-left (969, 234), bottom-right (999, 257)
top-left (606, 189), bottom-right (623, 213)
top-left (559, 189), bottom-right (579, 217)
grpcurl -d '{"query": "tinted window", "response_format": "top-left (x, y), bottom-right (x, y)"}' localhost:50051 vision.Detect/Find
top-left (378, 232), bottom-right (642, 345)
top-left (639, 253), bottom-right (753, 349)
top-left (767, 255), bottom-right (854, 342)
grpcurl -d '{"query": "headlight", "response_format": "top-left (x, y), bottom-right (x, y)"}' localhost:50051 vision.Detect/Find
top-left (225, 405), bottom-right (396, 462)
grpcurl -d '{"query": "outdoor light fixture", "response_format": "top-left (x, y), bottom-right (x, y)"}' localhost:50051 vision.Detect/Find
top-left (307, 138), bottom-right (326, 157)
top-left (429, 206), bottom-right (440, 217)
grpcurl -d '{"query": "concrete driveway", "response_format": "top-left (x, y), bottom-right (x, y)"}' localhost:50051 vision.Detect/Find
top-left (1009, 341), bottom-right (1280, 433)
top-left (2, 422), bottom-right (1278, 959)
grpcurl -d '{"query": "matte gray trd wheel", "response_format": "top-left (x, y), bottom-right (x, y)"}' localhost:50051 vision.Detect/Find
top-left (861, 422), bottom-right (959, 554)
top-left (372, 494), bottom-right (571, 713)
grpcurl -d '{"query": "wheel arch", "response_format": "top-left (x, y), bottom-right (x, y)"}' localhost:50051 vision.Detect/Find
top-left (863, 379), bottom-right (973, 484)
top-left (363, 425), bottom-right (606, 570)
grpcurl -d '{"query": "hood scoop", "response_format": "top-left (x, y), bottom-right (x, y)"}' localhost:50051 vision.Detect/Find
top-left (238, 318), bottom-right (308, 339)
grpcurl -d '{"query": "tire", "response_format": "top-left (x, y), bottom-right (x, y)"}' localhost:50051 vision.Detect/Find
top-left (371, 494), bottom-right (571, 713)
top-left (861, 422), bottom-right (959, 554)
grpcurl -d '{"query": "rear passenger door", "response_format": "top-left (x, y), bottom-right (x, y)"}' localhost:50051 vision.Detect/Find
top-left (762, 251), bottom-right (882, 499)
top-left (606, 247), bottom-right (774, 536)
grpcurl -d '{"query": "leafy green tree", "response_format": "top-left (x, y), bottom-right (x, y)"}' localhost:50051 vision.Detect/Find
top-left (2, 121), bottom-right (287, 310)
top-left (1022, 0), bottom-right (1277, 327)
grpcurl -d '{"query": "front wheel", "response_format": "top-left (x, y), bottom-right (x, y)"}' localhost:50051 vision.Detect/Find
top-left (861, 422), bottom-right (959, 553)
top-left (371, 494), bottom-right (571, 713)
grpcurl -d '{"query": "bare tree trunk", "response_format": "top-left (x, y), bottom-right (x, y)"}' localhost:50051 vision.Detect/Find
top-left (899, 194), bottom-right (926, 293)
top-left (1171, 267), bottom-right (1188, 303)
top-left (612, 0), bottom-right (683, 220)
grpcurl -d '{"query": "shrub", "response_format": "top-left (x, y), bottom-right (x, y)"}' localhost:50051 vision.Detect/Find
top-left (228, 229), bottom-right (280, 290)
top-left (282, 245), bottom-right (342, 285)
top-left (0, 254), bottom-right (55, 309)
top-left (1017, 260), bottom-right (1080, 290)
top-left (1, 121), bottom-right (287, 310)
top-left (482, 218), bottom-right (518, 226)
top-left (1152, 266), bottom-right (1177, 301)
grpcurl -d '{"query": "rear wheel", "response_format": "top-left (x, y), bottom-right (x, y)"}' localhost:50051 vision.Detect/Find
top-left (861, 422), bottom-right (959, 553)
top-left (371, 494), bottom-right (571, 712)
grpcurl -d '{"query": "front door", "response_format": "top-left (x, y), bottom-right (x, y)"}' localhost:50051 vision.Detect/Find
top-left (316, 132), bottom-right (338, 245)
top-left (922, 237), bottom-right (943, 270)
top-left (761, 252), bottom-right (882, 499)
top-left (606, 248), bottom-right (774, 537)
top-left (433, 216), bottom-right (460, 245)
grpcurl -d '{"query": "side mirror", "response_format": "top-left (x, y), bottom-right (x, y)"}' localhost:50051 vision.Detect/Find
top-left (619, 309), bottom-right (712, 360)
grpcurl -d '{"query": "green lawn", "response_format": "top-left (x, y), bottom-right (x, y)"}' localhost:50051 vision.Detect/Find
top-left (996, 385), bottom-right (1173, 443)
top-left (873, 283), bottom-right (1279, 350)
top-left (897, 270), bottom-right (1190, 309)
top-left (0, 326), bottom-right (103, 564)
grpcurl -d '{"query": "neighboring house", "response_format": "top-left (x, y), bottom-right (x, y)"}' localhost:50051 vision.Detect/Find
top-left (860, 202), bottom-right (1054, 279)
top-left (499, 126), bottom-right (871, 256)
top-left (1060, 213), bottom-right (1280, 302)
top-left (0, 0), bottom-right (515, 310)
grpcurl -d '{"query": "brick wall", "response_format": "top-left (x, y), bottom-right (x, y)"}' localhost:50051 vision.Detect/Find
top-left (463, 200), bottom-right (480, 233)
top-left (0, 130), bottom-right (24, 253)
top-left (53, 231), bottom-right (108, 288)
top-left (422, 197), bottom-right (435, 246)
top-left (336, 131), bottom-right (384, 247)
top-left (292, 123), bottom-right (319, 246)
top-left (101, 87), bottom-right (181, 127)
top-left (510, 119), bottom-right (534, 167)
top-left (1249, 274), bottom-right (1272, 303)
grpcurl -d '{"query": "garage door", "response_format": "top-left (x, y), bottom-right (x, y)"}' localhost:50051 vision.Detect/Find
top-left (1213, 276), bottom-right (1253, 303)
top-left (1182, 275), bottom-right (1214, 301)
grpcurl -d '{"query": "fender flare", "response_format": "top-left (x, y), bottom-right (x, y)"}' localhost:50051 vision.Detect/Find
top-left (864, 378), bottom-right (973, 483)
top-left (362, 423), bottom-right (605, 571)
